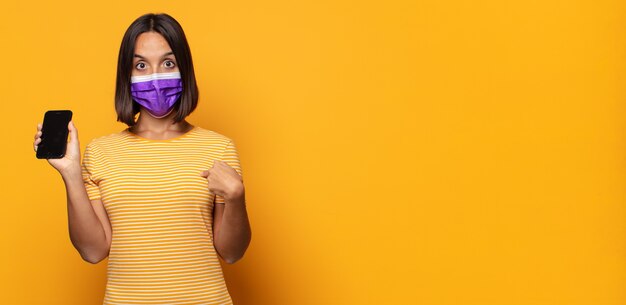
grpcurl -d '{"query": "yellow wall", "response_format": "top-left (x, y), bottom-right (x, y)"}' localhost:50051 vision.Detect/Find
top-left (1, 0), bottom-right (625, 304)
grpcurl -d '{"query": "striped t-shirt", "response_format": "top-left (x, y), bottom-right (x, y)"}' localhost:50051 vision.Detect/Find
top-left (81, 125), bottom-right (242, 304)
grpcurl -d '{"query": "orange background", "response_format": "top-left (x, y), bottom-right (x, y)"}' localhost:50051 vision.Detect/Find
top-left (1, 0), bottom-right (626, 304)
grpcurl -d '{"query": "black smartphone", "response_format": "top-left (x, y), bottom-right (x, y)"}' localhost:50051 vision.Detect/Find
top-left (36, 110), bottom-right (73, 159)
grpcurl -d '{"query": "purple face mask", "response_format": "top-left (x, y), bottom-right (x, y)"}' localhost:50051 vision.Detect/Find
top-left (130, 72), bottom-right (183, 118)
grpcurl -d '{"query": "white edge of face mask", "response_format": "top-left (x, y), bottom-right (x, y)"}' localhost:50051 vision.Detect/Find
top-left (131, 71), bottom-right (181, 83)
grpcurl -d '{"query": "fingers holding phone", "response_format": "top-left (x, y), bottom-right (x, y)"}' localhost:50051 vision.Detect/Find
top-left (33, 123), bottom-right (42, 152)
top-left (34, 110), bottom-right (81, 175)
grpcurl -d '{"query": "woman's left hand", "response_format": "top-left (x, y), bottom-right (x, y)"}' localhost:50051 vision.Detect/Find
top-left (200, 160), bottom-right (244, 201)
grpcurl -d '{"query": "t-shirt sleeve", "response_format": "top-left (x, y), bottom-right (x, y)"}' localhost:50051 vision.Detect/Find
top-left (81, 142), bottom-right (103, 201)
top-left (215, 140), bottom-right (243, 204)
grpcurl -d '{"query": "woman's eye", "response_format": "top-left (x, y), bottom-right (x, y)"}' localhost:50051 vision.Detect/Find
top-left (135, 62), bottom-right (146, 70)
top-left (165, 60), bottom-right (176, 68)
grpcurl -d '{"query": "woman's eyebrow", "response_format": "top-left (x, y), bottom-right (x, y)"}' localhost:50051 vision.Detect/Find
top-left (133, 51), bottom-right (174, 60)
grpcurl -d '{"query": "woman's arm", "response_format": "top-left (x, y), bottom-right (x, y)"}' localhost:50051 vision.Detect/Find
top-left (34, 121), bottom-right (111, 264)
top-left (201, 139), bottom-right (251, 264)
top-left (61, 166), bottom-right (112, 264)
top-left (212, 187), bottom-right (251, 264)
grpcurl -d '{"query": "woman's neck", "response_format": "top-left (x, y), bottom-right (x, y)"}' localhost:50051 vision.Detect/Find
top-left (129, 109), bottom-right (193, 134)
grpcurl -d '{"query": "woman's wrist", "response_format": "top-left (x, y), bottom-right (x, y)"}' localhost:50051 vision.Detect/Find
top-left (224, 185), bottom-right (245, 204)
top-left (59, 163), bottom-right (82, 180)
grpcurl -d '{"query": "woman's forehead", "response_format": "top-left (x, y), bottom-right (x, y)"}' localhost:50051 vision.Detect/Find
top-left (134, 32), bottom-right (173, 57)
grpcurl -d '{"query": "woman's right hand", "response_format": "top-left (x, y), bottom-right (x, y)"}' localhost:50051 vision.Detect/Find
top-left (34, 120), bottom-right (82, 175)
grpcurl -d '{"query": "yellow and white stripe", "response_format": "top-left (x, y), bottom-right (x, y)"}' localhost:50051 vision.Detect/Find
top-left (81, 126), bottom-right (242, 304)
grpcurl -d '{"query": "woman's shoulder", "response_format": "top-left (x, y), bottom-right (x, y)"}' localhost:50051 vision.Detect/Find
top-left (84, 129), bottom-right (130, 150)
top-left (192, 126), bottom-right (233, 143)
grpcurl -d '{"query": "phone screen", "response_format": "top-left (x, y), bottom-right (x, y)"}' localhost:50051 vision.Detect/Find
top-left (36, 110), bottom-right (73, 159)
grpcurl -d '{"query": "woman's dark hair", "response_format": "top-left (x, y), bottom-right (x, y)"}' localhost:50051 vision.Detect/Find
top-left (115, 13), bottom-right (198, 126)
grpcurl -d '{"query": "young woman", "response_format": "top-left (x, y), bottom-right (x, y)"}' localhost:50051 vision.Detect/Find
top-left (33, 13), bottom-right (251, 304)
